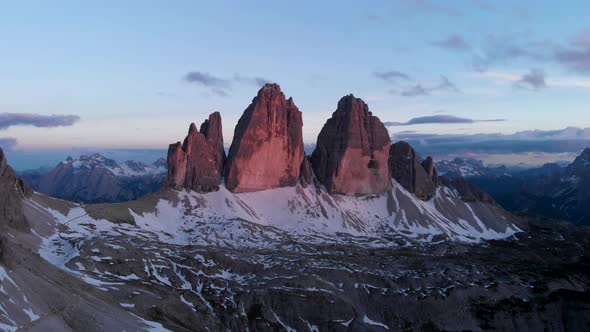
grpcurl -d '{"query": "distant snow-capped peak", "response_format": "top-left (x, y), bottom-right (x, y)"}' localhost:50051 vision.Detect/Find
top-left (62, 153), bottom-right (167, 177)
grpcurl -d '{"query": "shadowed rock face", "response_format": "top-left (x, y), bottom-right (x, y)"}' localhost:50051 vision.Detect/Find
top-left (0, 148), bottom-right (31, 231)
top-left (422, 156), bottom-right (439, 187)
top-left (389, 141), bottom-right (436, 200)
top-left (311, 95), bottom-right (392, 195)
top-left (225, 84), bottom-right (304, 193)
top-left (440, 176), bottom-right (496, 204)
top-left (300, 157), bottom-right (312, 188)
top-left (166, 112), bottom-right (225, 192)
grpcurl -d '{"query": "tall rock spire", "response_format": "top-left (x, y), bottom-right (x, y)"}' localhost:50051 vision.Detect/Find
top-left (225, 83), bottom-right (305, 193)
top-left (166, 112), bottom-right (225, 192)
top-left (311, 95), bottom-right (392, 195)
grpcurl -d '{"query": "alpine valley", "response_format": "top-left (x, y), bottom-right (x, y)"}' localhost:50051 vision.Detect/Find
top-left (0, 84), bottom-right (589, 332)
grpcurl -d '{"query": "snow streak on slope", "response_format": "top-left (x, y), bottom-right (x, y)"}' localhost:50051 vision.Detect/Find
top-left (128, 180), bottom-right (520, 246)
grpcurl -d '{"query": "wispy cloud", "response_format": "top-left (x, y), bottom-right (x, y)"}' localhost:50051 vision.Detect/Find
top-left (233, 74), bottom-right (272, 87)
top-left (0, 137), bottom-right (17, 150)
top-left (393, 126), bottom-right (590, 160)
top-left (183, 71), bottom-right (272, 96)
top-left (474, 70), bottom-right (590, 89)
top-left (0, 113), bottom-right (80, 130)
top-left (184, 71), bottom-right (231, 88)
top-left (373, 70), bottom-right (411, 83)
top-left (431, 34), bottom-right (471, 51)
top-left (434, 30), bottom-right (590, 75)
top-left (555, 38), bottom-right (590, 74)
top-left (398, 75), bottom-right (460, 97)
top-left (385, 115), bottom-right (506, 126)
top-left (515, 68), bottom-right (546, 90)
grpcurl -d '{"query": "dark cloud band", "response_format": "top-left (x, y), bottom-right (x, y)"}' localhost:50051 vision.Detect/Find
top-left (0, 113), bottom-right (80, 130)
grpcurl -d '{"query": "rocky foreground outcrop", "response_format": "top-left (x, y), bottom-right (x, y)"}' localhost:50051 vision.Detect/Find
top-left (0, 148), bottom-right (31, 231)
top-left (311, 95), bottom-right (391, 195)
top-left (225, 84), bottom-right (305, 193)
top-left (389, 141), bottom-right (437, 200)
top-left (166, 112), bottom-right (225, 192)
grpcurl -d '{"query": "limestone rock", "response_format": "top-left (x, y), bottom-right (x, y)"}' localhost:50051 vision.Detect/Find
top-left (166, 112), bottom-right (225, 192)
top-left (0, 148), bottom-right (31, 231)
top-left (389, 141), bottom-right (436, 200)
top-left (421, 156), bottom-right (439, 187)
top-left (300, 157), bottom-right (312, 187)
top-left (225, 84), bottom-right (304, 193)
top-left (311, 95), bottom-right (391, 195)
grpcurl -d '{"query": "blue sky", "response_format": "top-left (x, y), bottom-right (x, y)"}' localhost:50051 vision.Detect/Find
top-left (2, 1), bottom-right (590, 168)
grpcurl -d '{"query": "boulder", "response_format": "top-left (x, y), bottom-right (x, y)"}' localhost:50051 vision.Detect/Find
top-left (225, 84), bottom-right (304, 193)
top-left (166, 112), bottom-right (225, 192)
top-left (311, 95), bottom-right (391, 195)
top-left (389, 141), bottom-right (436, 200)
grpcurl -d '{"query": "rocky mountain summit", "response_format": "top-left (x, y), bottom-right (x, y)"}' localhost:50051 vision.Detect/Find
top-left (311, 95), bottom-right (392, 195)
top-left (225, 84), bottom-right (305, 193)
top-left (437, 157), bottom-right (510, 178)
top-left (389, 141), bottom-right (437, 200)
top-left (20, 153), bottom-right (167, 203)
top-left (166, 112), bottom-right (225, 192)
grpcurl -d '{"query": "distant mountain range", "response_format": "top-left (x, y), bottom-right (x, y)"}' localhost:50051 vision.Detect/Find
top-left (19, 153), bottom-right (167, 203)
top-left (438, 149), bottom-right (590, 225)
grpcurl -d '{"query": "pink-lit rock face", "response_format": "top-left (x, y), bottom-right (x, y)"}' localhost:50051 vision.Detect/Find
top-left (166, 112), bottom-right (225, 192)
top-left (311, 95), bottom-right (392, 195)
top-left (225, 83), bottom-right (304, 193)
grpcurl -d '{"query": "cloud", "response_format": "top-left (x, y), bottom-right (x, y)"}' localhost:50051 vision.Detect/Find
top-left (0, 137), bottom-right (17, 150)
top-left (432, 34), bottom-right (471, 51)
top-left (385, 115), bottom-right (506, 126)
top-left (183, 71), bottom-right (272, 96)
top-left (233, 74), bottom-right (272, 87)
top-left (373, 70), bottom-right (411, 83)
top-left (398, 75), bottom-right (460, 97)
top-left (434, 30), bottom-right (590, 75)
top-left (515, 68), bottom-right (546, 90)
top-left (554, 40), bottom-right (590, 74)
top-left (392, 127), bottom-right (590, 158)
top-left (475, 70), bottom-right (590, 90)
top-left (0, 113), bottom-right (80, 130)
top-left (400, 84), bottom-right (429, 97)
top-left (184, 71), bottom-right (231, 88)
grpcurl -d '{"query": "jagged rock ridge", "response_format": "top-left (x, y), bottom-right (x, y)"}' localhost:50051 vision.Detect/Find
top-left (167, 112), bottom-right (225, 192)
top-left (389, 141), bottom-right (437, 200)
top-left (311, 95), bottom-right (391, 195)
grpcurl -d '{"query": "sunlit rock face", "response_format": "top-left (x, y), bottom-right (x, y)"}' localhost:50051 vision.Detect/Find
top-left (311, 95), bottom-right (392, 195)
top-left (225, 83), bottom-right (305, 193)
top-left (166, 112), bottom-right (225, 192)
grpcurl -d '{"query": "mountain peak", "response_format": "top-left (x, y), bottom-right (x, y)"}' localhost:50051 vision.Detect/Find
top-left (311, 94), bottom-right (391, 195)
top-left (224, 84), bottom-right (304, 193)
